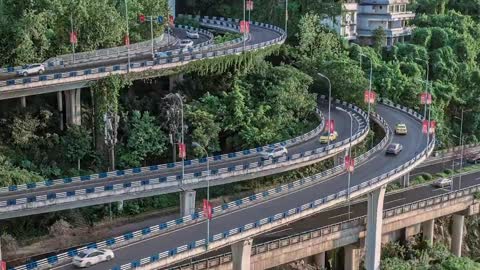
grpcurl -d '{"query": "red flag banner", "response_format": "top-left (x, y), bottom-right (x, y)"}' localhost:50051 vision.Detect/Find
top-left (364, 90), bottom-right (376, 104)
top-left (240, 20), bottom-right (250, 33)
top-left (345, 155), bottom-right (355, 173)
top-left (1, 261), bottom-right (6, 270)
top-left (203, 199), bottom-right (212, 220)
top-left (179, 143), bottom-right (186, 159)
top-left (325, 119), bottom-right (335, 133)
top-left (70, 31), bottom-right (78, 44)
top-left (246, 0), bottom-right (254, 10)
top-left (420, 93), bottom-right (432, 105)
top-left (169, 15), bottom-right (175, 26)
top-left (124, 35), bottom-right (130, 46)
top-left (422, 120), bottom-right (436, 134)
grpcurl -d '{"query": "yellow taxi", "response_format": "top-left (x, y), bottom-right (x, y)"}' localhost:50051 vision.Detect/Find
top-left (319, 131), bottom-right (338, 143)
top-left (395, 123), bottom-right (408, 135)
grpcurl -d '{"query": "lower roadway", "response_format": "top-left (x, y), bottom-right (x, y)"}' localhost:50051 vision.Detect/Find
top-left (51, 103), bottom-right (426, 270)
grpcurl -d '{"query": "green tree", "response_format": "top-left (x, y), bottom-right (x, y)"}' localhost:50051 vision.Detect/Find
top-left (373, 26), bottom-right (386, 51)
top-left (120, 111), bottom-right (167, 167)
top-left (61, 126), bottom-right (92, 170)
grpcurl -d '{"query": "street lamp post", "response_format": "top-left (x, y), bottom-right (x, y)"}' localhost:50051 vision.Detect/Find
top-left (125, 0), bottom-right (131, 72)
top-left (454, 108), bottom-right (471, 190)
top-left (192, 142), bottom-right (210, 249)
top-left (176, 93), bottom-right (185, 183)
top-left (318, 72), bottom-right (332, 147)
top-left (360, 53), bottom-right (373, 127)
top-left (336, 106), bottom-right (353, 219)
top-left (416, 58), bottom-right (430, 147)
top-left (243, 0), bottom-right (246, 52)
top-left (285, 0), bottom-right (288, 37)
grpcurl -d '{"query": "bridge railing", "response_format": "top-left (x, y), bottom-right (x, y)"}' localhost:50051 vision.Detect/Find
top-left (6, 99), bottom-right (370, 270)
top-left (100, 100), bottom-right (434, 270)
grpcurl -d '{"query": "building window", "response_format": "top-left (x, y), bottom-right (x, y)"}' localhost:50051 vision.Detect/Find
top-left (389, 5), bottom-right (394, 12)
top-left (395, 5), bottom-right (400, 12)
top-left (400, 5), bottom-right (406, 12)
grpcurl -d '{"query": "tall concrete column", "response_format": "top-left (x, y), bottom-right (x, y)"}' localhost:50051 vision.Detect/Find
top-left (345, 245), bottom-right (360, 270)
top-left (64, 89), bottom-right (81, 126)
top-left (57, 91), bottom-right (64, 130)
top-left (451, 214), bottom-right (464, 257)
top-left (20, 96), bottom-right (26, 108)
top-left (313, 252), bottom-right (325, 269)
top-left (169, 74), bottom-right (184, 91)
top-left (117, 200), bottom-right (124, 212)
top-left (422, 219), bottom-right (434, 246)
top-left (365, 185), bottom-right (386, 270)
top-left (168, 0), bottom-right (176, 18)
top-left (179, 190), bottom-right (196, 217)
top-left (402, 172), bottom-right (410, 187)
top-left (232, 239), bottom-right (253, 270)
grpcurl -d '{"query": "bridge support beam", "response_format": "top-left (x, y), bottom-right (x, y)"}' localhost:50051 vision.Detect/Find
top-left (57, 91), bottom-right (64, 130)
top-left (402, 172), bottom-right (410, 187)
top-left (117, 200), bottom-right (124, 212)
top-left (451, 214), bottom-right (464, 257)
top-left (232, 238), bottom-right (253, 270)
top-left (64, 89), bottom-right (81, 126)
top-left (313, 252), bottom-right (325, 268)
top-left (20, 96), bottom-right (26, 108)
top-left (365, 185), bottom-right (386, 270)
top-left (180, 190), bottom-right (196, 217)
top-left (169, 74), bottom-right (184, 91)
top-left (345, 245), bottom-right (360, 270)
top-left (422, 219), bottom-right (434, 246)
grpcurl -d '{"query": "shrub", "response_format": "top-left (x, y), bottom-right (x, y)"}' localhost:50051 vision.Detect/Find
top-left (422, 173), bottom-right (433, 180)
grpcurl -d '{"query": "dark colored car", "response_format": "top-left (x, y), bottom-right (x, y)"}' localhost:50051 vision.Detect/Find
top-left (466, 153), bottom-right (480, 164)
top-left (386, 143), bottom-right (403, 155)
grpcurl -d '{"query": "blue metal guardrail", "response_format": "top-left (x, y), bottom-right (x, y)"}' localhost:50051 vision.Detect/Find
top-left (102, 99), bottom-right (434, 270)
top-left (0, 16), bottom-right (284, 88)
top-left (0, 100), bottom-right (368, 211)
top-left (6, 99), bottom-right (372, 270)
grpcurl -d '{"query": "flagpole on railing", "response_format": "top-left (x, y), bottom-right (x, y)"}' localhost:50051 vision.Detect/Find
top-left (125, 0), bottom-right (131, 72)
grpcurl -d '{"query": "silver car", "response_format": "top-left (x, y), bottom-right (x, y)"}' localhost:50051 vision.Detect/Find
top-left (179, 39), bottom-right (194, 48)
top-left (186, 30), bottom-right (200, 39)
top-left (260, 146), bottom-right (288, 160)
top-left (432, 178), bottom-right (452, 188)
top-left (17, 63), bottom-right (45, 77)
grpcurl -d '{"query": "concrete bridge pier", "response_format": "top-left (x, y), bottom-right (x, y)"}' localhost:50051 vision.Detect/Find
top-left (232, 239), bottom-right (253, 270)
top-left (117, 200), bottom-right (124, 212)
top-left (422, 219), bottom-right (434, 245)
top-left (169, 74), bottom-right (184, 91)
top-left (64, 89), bottom-right (81, 126)
top-left (313, 252), bottom-right (325, 268)
top-left (180, 190), bottom-right (196, 217)
top-left (451, 214), bottom-right (464, 257)
top-left (344, 244), bottom-right (360, 270)
top-left (20, 96), bottom-right (26, 108)
top-left (57, 92), bottom-right (64, 130)
top-left (401, 172), bottom-right (410, 187)
top-left (365, 185), bottom-right (386, 270)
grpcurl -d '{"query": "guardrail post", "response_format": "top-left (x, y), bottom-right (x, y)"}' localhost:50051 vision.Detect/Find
top-left (451, 214), bottom-right (464, 257)
top-left (313, 252), bottom-right (325, 268)
top-left (64, 89), bottom-right (81, 126)
top-left (421, 219), bottom-right (434, 246)
top-left (365, 185), bottom-right (386, 270)
top-left (20, 96), bottom-right (27, 108)
top-left (169, 74), bottom-right (184, 91)
top-left (344, 244), bottom-right (360, 270)
top-left (180, 190), bottom-right (196, 217)
top-left (232, 238), bottom-right (253, 270)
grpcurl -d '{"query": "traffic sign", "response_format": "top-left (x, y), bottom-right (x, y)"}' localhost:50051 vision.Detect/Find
top-left (157, 16), bottom-right (164, 23)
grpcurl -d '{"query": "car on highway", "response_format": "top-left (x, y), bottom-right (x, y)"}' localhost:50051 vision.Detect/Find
top-left (386, 143), bottom-right (403, 155)
top-left (319, 131), bottom-right (339, 144)
top-left (154, 51), bottom-right (168, 58)
top-left (186, 30), bottom-right (200, 39)
top-left (432, 178), bottom-right (452, 188)
top-left (179, 39), bottom-right (194, 48)
top-left (395, 123), bottom-right (408, 135)
top-left (260, 146), bottom-right (288, 160)
top-left (73, 248), bottom-right (114, 268)
top-left (16, 63), bottom-right (45, 77)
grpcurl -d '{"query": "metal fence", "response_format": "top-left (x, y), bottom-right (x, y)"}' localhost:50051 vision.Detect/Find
top-left (7, 98), bottom-right (370, 270)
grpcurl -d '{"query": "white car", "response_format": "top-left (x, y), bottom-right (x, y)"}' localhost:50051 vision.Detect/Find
top-left (17, 63), bottom-right (45, 77)
top-left (154, 51), bottom-right (168, 58)
top-left (179, 39), bottom-right (194, 48)
top-left (260, 146), bottom-right (288, 160)
top-left (432, 178), bottom-right (452, 188)
top-left (73, 248), bottom-right (114, 268)
top-left (186, 31), bottom-right (200, 39)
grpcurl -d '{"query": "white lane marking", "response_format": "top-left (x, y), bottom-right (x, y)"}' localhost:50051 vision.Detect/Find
top-left (384, 197), bottom-right (405, 205)
top-left (328, 212), bottom-right (352, 220)
top-left (265, 227), bottom-right (292, 236)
